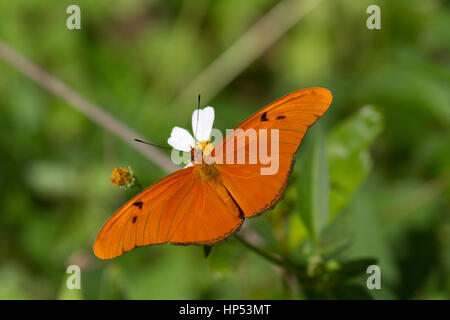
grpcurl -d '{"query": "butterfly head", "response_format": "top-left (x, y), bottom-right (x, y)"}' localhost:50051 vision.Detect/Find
top-left (191, 140), bottom-right (214, 162)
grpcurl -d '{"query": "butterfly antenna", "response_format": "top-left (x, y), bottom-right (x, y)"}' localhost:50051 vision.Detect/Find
top-left (134, 139), bottom-right (172, 150)
top-left (194, 94), bottom-right (201, 146)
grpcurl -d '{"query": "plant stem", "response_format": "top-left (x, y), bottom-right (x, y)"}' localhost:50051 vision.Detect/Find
top-left (234, 234), bottom-right (292, 271)
top-left (134, 178), bottom-right (144, 191)
top-left (172, 0), bottom-right (323, 110)
top-left (0, 39), bottom-right (177, 173)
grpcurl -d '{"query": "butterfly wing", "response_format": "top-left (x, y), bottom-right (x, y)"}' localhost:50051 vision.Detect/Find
top-left (214, 87), bottom-right (332, 217)
top-left (94, 167), bottom-right (243, 259)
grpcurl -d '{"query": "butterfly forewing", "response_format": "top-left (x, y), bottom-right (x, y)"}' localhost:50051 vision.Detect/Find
top-left (215, 88), bottom-right (332, 217)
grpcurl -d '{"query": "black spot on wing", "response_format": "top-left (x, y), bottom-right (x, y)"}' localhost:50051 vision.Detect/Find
top-left (261, 112), bottom-right (269, 122)
top-left (133, 201), bottom-right (143, 209)
top-left (132, 216), bottom-right (138, 223)
top-left (277, 115), bottom-right (286, 119)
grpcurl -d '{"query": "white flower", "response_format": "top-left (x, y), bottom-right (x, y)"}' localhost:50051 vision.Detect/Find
top-left (168, 106), bottom-right (215, 167)
top-left (167, 127), bottom-right (195, 153)
top-left (192, 106), bottom-right (215, 142)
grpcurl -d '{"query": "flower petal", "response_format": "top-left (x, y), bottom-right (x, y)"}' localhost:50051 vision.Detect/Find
top-left (192, 106), bottom-right (214, 142)
top-left (183, 162), bottom-right (193, 168)
top-left (167, 126), bottom-right (195, 152)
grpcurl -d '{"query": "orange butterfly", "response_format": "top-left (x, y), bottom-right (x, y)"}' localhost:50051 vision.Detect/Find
top-left (94, 88), bottom-right (332, 259)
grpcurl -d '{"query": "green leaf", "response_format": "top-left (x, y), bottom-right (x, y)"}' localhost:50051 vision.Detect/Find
top-left (287, 213), bottom-right (309, 252)
top-left (327, 105), bottom-right (383, 218)
top-left (297, 127), bottom-right (330, 243)
top-left (333, 258), bottom-right (378, 282)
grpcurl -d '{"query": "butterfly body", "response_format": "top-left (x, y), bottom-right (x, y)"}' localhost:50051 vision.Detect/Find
top-left (94, 88), bottom-right (332, 259)
top-left (195, 163), bottom-right (221, 182)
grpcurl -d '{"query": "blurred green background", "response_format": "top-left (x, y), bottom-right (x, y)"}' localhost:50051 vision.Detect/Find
top-left (0, 0), bottom-right (448, 299)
